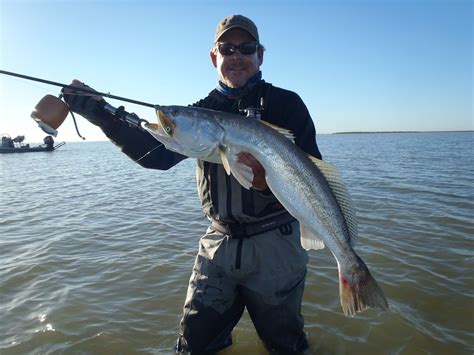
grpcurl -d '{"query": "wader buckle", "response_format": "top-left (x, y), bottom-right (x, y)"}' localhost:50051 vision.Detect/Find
top-left (211, 212), bottom-right (296, 239)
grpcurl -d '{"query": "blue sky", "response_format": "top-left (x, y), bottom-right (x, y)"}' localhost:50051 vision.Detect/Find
top-left (1, 0), bottom-right (472, 142)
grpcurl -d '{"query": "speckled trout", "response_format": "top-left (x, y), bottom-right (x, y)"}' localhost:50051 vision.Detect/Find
top-left (145, 105), bottom-right (388, 317)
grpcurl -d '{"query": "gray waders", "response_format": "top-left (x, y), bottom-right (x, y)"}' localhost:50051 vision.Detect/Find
top-left (176, 220), bottom-right (309, 354)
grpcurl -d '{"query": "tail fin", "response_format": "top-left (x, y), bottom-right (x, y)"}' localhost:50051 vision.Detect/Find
top-left (338, 261), bottom-right (389, 317)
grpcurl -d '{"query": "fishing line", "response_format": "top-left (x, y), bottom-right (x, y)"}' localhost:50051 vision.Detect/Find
top-left (67, 108), bottom-right (86, 140)
top-left (5, 77), bottom-right (58, 94)
top-left (135, 143), bottom-right (164, 162)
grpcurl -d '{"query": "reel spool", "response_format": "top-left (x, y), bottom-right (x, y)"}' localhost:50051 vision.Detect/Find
top-left (31, 94), bottom-right (69, 137)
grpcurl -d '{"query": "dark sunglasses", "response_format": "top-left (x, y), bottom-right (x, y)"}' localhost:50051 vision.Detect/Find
top-left (217, 42), bottom-right (259, 56)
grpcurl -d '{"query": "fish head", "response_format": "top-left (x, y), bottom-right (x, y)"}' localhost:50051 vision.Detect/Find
top-left (149, 105), bottom-right (225, 160)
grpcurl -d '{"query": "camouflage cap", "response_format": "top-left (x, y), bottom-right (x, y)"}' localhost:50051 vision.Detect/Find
top-left (214, 15), bottom-right (259, 43)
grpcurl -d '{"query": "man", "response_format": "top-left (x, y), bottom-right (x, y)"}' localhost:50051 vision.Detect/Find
top-left (64, 14), bottom-right (322, 354)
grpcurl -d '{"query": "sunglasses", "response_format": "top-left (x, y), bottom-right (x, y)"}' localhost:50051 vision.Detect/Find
top-left (217, 42), bottom-right (259, 56)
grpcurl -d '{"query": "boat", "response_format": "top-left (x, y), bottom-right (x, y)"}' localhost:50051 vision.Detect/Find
top-left (0, 134), bottom-right (65, 154)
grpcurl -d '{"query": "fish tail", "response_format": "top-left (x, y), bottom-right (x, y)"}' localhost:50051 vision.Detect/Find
top-left (337, 259), bottom-right (389, 317)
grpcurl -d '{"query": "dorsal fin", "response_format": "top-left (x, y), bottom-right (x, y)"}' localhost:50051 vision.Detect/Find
top-left (260, 121), bottom-right (295, 143)
top-left (309, 156), bottom-right (359, 246)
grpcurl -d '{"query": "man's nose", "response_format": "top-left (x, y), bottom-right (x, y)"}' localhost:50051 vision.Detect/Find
top-left (230, 51), bottom-right (243, 59)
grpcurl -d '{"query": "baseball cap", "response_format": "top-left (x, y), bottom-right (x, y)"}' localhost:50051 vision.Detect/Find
top-left (214, 15), bottom-right (259, 43)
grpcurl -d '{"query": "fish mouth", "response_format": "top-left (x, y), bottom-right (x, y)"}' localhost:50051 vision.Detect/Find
top-left (155, 109), bottom-right (175, 137)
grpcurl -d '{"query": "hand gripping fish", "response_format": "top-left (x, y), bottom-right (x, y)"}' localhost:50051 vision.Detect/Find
top-left (145, 105), bottom-right (389, 317)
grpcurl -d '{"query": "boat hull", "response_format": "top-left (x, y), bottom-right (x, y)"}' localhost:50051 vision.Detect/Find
top-left (0, 146), bottom-right (54, 154)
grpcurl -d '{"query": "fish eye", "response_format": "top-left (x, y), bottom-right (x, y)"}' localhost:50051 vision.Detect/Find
top-left (161, 124), bottom-right (173, 137)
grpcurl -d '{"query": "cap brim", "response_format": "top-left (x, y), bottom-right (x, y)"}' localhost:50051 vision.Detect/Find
top-left (215, 25), bottom-right (258, 42)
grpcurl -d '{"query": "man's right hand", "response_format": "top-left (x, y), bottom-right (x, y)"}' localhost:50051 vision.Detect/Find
top-left (62, 80), bottom-right (109, 126)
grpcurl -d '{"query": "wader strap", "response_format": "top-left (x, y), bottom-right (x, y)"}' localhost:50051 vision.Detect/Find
top-left (211, 212), bottom-right (296, 239)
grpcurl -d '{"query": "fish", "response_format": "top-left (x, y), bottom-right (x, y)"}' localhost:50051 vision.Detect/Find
top-left (144, 105), bottom-right (389, 317)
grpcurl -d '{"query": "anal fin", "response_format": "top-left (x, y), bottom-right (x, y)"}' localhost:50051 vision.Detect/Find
top-left (300, 224), bottom-right (325, 250)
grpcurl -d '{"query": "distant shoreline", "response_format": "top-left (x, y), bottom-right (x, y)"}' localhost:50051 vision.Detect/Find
top-left (40, 130), bottom-right (473, 143)
top-left (331, 130), bottom-right (473, 135)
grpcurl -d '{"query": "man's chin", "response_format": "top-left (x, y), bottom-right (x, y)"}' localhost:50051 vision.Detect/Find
top-left (226, 77), bottom-right (249, 88)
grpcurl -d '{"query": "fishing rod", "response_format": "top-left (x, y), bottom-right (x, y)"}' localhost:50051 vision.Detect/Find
top-left (0, 69), bottom-right (155, 138)
top-left (0, 70), bottom-right (155, 108)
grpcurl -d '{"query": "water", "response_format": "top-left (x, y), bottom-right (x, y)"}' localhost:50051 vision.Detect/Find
top-left (1, 132), bottom-right (472, 354)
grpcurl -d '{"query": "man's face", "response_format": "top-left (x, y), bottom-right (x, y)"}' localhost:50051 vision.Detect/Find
top-left (211, 28), bottom-right (264, 88)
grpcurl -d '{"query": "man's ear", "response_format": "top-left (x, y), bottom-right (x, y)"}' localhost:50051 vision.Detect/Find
top-left (210, 49), bottom-right (218, 68)
top-left (257, 48), bottom-right (264, 65)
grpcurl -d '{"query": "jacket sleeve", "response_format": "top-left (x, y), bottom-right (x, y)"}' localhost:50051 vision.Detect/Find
top-left (268, 89), bottom-right (322, 160)
top-left (289, 95), bottom-right (323, 159)
top-left (94, 110), bottom-right (186, 170)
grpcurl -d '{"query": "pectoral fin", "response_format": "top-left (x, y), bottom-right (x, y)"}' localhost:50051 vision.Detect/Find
top-left (231, 162), bottom-right (254, 190)
top-left (219, 146), bottom-right (231, 175)
top-left (219, 147), bottom-right (254, 190)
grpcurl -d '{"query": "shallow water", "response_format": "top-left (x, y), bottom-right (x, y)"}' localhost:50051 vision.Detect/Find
top-left (1, 132), bottom-right (473, 354)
